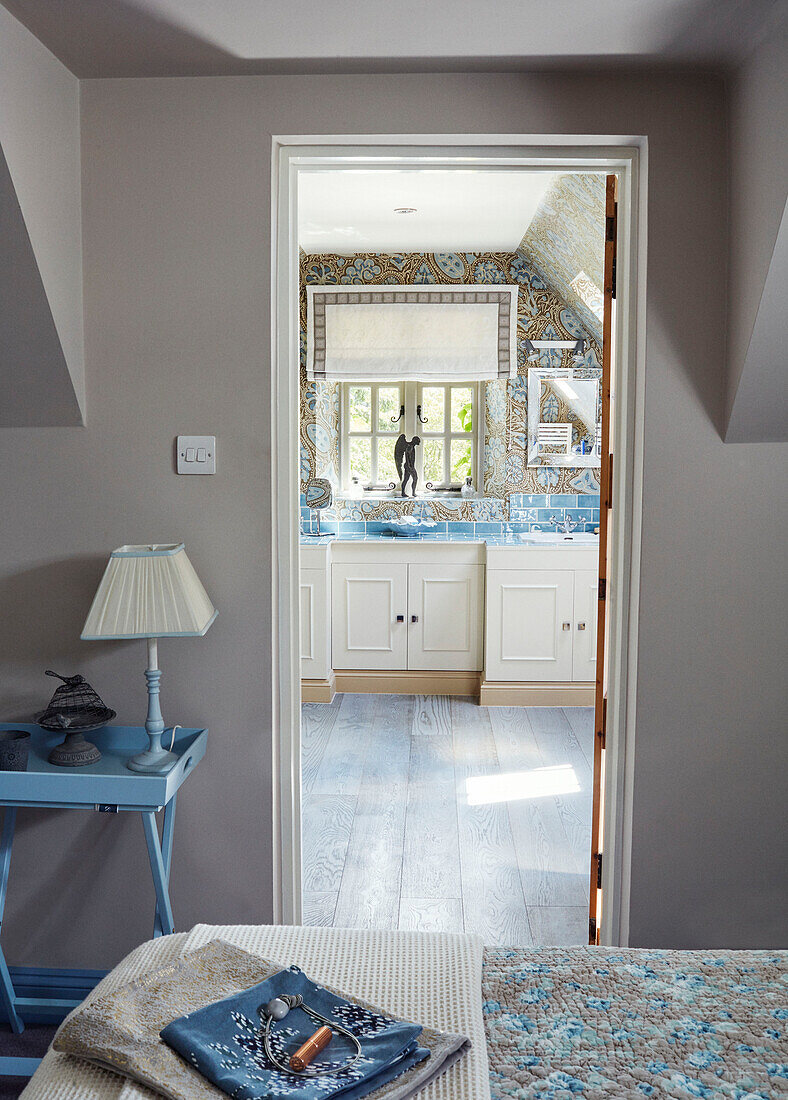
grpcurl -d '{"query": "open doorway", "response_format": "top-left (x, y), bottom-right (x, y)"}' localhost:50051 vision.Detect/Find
top-left (272, 140), bottom-right (644, 949)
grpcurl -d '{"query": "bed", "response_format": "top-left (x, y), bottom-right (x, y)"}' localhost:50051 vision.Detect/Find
top-left (483, 945), bottom-right (787, 1098)
top-left (21, 926), bottom-right (787, 1100)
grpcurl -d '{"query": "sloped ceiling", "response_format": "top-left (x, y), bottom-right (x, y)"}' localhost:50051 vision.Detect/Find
top-left (0, 144), bottom-right (82, 426)
top-left (0, 3), bottom-right (85, 426)
top-left (724, 23), bottom-right (787, 442)
top-left (0, 0), bottom-right (781, 77)
top-left (517, 174), bottom-right (606, 345)
top-left (725, 197), bottom-right (788, 442)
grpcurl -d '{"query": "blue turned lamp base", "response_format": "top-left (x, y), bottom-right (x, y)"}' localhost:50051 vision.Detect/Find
top-left (127, 744), bottom-right (178, 774)
top-left (127, 639), bottom-right (178, 774)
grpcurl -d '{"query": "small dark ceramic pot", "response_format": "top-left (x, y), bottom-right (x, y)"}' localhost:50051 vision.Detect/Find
top-left (0, 730), bottom-right (31, 772)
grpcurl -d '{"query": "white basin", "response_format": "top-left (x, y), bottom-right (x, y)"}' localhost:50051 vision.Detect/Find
top-left (517, 531), bottom-right (598, 545)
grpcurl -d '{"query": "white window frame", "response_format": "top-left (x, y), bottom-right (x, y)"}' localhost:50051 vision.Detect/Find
top-left (416, 381), bottom-right (481, 491)
top-left (340, 380), bottom-right (480, 494)
top-left (340, 381), bottom-right (404, 491)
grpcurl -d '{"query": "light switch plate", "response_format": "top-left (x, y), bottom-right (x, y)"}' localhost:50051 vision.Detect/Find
top-left (177, 435), bottom-right (216, 474)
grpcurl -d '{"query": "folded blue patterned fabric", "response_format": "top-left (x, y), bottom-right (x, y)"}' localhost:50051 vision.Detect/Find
top-left (161, 964), bottom-right (430, 1100)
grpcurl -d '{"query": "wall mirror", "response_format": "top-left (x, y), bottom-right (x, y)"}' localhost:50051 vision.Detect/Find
top-left (527, 369), bottom-right (601, 468)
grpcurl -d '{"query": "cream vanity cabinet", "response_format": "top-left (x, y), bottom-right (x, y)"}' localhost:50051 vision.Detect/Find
top-left (483, 546), bottom-right (598, 699)
top-left (331, 542), bottom-right (484, 673)
top-left (302, 539), bottom-right (597, 704)
top-left (299, 543), bottom-right (331, 682)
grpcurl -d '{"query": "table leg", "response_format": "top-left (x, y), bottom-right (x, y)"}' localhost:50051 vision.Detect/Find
top-left (0, 809), bottom-right (23, 1034)
top-left (153, 795), bottom-right (176, 938)
top-left (141, 810), bottom-right (175, 938)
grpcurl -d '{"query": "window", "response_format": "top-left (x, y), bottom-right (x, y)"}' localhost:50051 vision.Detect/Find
top-left (342, 382), bottom-right (404, 490)
top-left (341, 381), bottom-right (479, 494)
top-left (417, 382), bottom-right (477, 490)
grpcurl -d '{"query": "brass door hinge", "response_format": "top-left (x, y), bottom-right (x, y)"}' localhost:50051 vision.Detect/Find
top-left (608, 453), bottom-right (614, 507)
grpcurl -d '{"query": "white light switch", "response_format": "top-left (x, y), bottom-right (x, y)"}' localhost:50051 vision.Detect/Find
top-left (177, 436), bottom-right (216, 474)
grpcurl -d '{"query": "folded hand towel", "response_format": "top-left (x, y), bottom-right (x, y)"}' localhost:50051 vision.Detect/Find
top-left (53, 939), bottom-right (469, 1100)
top-left (178, 925), bottom-right (489, 1100)
top-left (161, 962), bottom-right (431, 1099)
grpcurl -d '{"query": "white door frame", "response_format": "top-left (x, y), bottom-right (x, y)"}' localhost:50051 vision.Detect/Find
top-left (271, 136), bottom-right (647, 946)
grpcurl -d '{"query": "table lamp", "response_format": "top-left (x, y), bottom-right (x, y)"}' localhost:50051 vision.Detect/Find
top-left (81, 544), bottom-right (217, 773)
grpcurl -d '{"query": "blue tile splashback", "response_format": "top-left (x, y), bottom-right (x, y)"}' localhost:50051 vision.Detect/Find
top-left (300, 493), bottom-right (600, 535)
top-left (508, 492), bottom-right (600, 530)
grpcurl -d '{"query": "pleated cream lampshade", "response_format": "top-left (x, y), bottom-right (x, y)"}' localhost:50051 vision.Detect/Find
top-left (82, 544), bottom-right (217, 640)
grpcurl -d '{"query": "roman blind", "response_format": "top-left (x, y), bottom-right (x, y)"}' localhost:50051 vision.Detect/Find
top-left (306, 285), bottom-right (518, 382)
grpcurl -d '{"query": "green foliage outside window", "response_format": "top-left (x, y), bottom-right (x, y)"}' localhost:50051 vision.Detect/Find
top-left (450, 398), bottom-right (474, 482)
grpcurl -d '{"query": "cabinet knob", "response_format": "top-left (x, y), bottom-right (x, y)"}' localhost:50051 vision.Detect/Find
top-left (411, 615), bottom-right (419, 623)
top-left (562, 622), bottom-right (571, 631)
top-left (578, 622), bottom-right (586, 630)
top-left (396, 615), bottom-right (404, 622)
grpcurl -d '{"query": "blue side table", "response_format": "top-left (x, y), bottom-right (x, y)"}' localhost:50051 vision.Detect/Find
top-left (0, 723), bottom-right (206, 1077)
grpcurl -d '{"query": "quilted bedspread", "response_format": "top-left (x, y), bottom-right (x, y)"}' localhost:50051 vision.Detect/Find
top-left (482, 946), bottom-right (788, 1099)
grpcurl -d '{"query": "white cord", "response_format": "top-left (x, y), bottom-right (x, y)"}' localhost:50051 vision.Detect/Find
top-left (166, 725), bottom-right (182, 753)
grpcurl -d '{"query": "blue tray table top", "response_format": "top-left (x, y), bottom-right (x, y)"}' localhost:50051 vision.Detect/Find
top-left (0, 723), bottom-right (207, 1078)
top-left (0, 724), bottom-right (206, 809)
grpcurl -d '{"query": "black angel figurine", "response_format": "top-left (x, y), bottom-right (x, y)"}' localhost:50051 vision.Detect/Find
top-left (394, 434), bottom-right (421, 497)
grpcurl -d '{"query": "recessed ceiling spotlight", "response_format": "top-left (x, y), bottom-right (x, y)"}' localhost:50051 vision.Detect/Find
top-left (393, 207), bottom-right (417, 215)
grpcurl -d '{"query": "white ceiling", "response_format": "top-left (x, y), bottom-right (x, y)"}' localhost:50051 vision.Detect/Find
top-left (1, 0), bottom-right (783, 77)
top-left (298, 170), bottom-right (556, 254)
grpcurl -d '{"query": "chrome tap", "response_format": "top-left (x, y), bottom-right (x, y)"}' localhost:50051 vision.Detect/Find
top-left (550, 514), bottom-right (578, 533)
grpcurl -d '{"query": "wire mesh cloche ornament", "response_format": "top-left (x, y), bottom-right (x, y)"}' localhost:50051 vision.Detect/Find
top-left (38, 670), bottom-right (116, 766)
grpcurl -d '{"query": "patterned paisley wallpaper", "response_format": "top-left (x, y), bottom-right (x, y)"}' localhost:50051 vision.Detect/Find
top-left (518, 174), bottom-right (606, 345)
top-left (299, 250), bottom-right (602, 521)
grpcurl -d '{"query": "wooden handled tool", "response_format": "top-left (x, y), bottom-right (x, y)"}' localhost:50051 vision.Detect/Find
top-left (289, 1024), bottom-right (332, 1071)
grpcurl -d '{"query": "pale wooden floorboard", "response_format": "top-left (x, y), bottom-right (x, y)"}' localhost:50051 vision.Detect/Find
top-left (301, 697), bottom-right (341, 798)
top-left (562, 706), bottom-right (595, 771)
top-left (488, 706), bottom-right (588, 910)
top-left (527, 706), bottom-right (593, 885)
top-left (301, 693), bottom-right (377, 896)
top-left (301, 890), bottom-right (337, 927)
top-left (398, 897), bottom-right (463, 933)
top-left (400, 713), bottom-right (461, 900)
top-left (411, 694), bottom-right (452, 737)
top-left (452, 697), bottom-right (534, 946)
top-left (527, 906), bottom-right (589, 945)
top-left (301, 695), bottom-right (594, 947)
top-left (333, 695), bottom-right (412, 929)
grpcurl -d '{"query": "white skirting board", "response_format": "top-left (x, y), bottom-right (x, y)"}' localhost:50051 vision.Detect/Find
top-left (301, 674), bottom-right (336, 703)
top-left (479, 680), bottom-right (595, 705)
top-left (302, 673), bottom-right (594, 706)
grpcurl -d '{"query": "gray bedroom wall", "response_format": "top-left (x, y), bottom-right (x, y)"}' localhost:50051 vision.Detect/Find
top-left (0, 4), bottom-right (85, 423)
top-left (0, 69), bottom-right (785, 968)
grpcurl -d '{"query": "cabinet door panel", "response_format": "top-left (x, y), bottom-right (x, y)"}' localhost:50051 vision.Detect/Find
top-left (408, 564), bottom-right (483, 671)
top-left (485, 569), bottom-right (574, 681)
top-left (572, 569), bottom-right (598, 681)
top-left (332, 563), bottom-right (408, 670)
top-left (300, 567), bottom-right (330, 679)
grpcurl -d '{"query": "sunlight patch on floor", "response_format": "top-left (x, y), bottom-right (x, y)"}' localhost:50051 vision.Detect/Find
top-left (465, 764), bottom-right (579, 806)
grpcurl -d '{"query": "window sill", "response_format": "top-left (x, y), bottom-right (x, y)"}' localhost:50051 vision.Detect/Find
top-left (336, 491), bottom-right (493, 503)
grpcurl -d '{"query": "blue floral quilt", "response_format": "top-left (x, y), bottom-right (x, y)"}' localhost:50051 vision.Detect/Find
top-left (482, 946), bottom-right (787, 1098)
